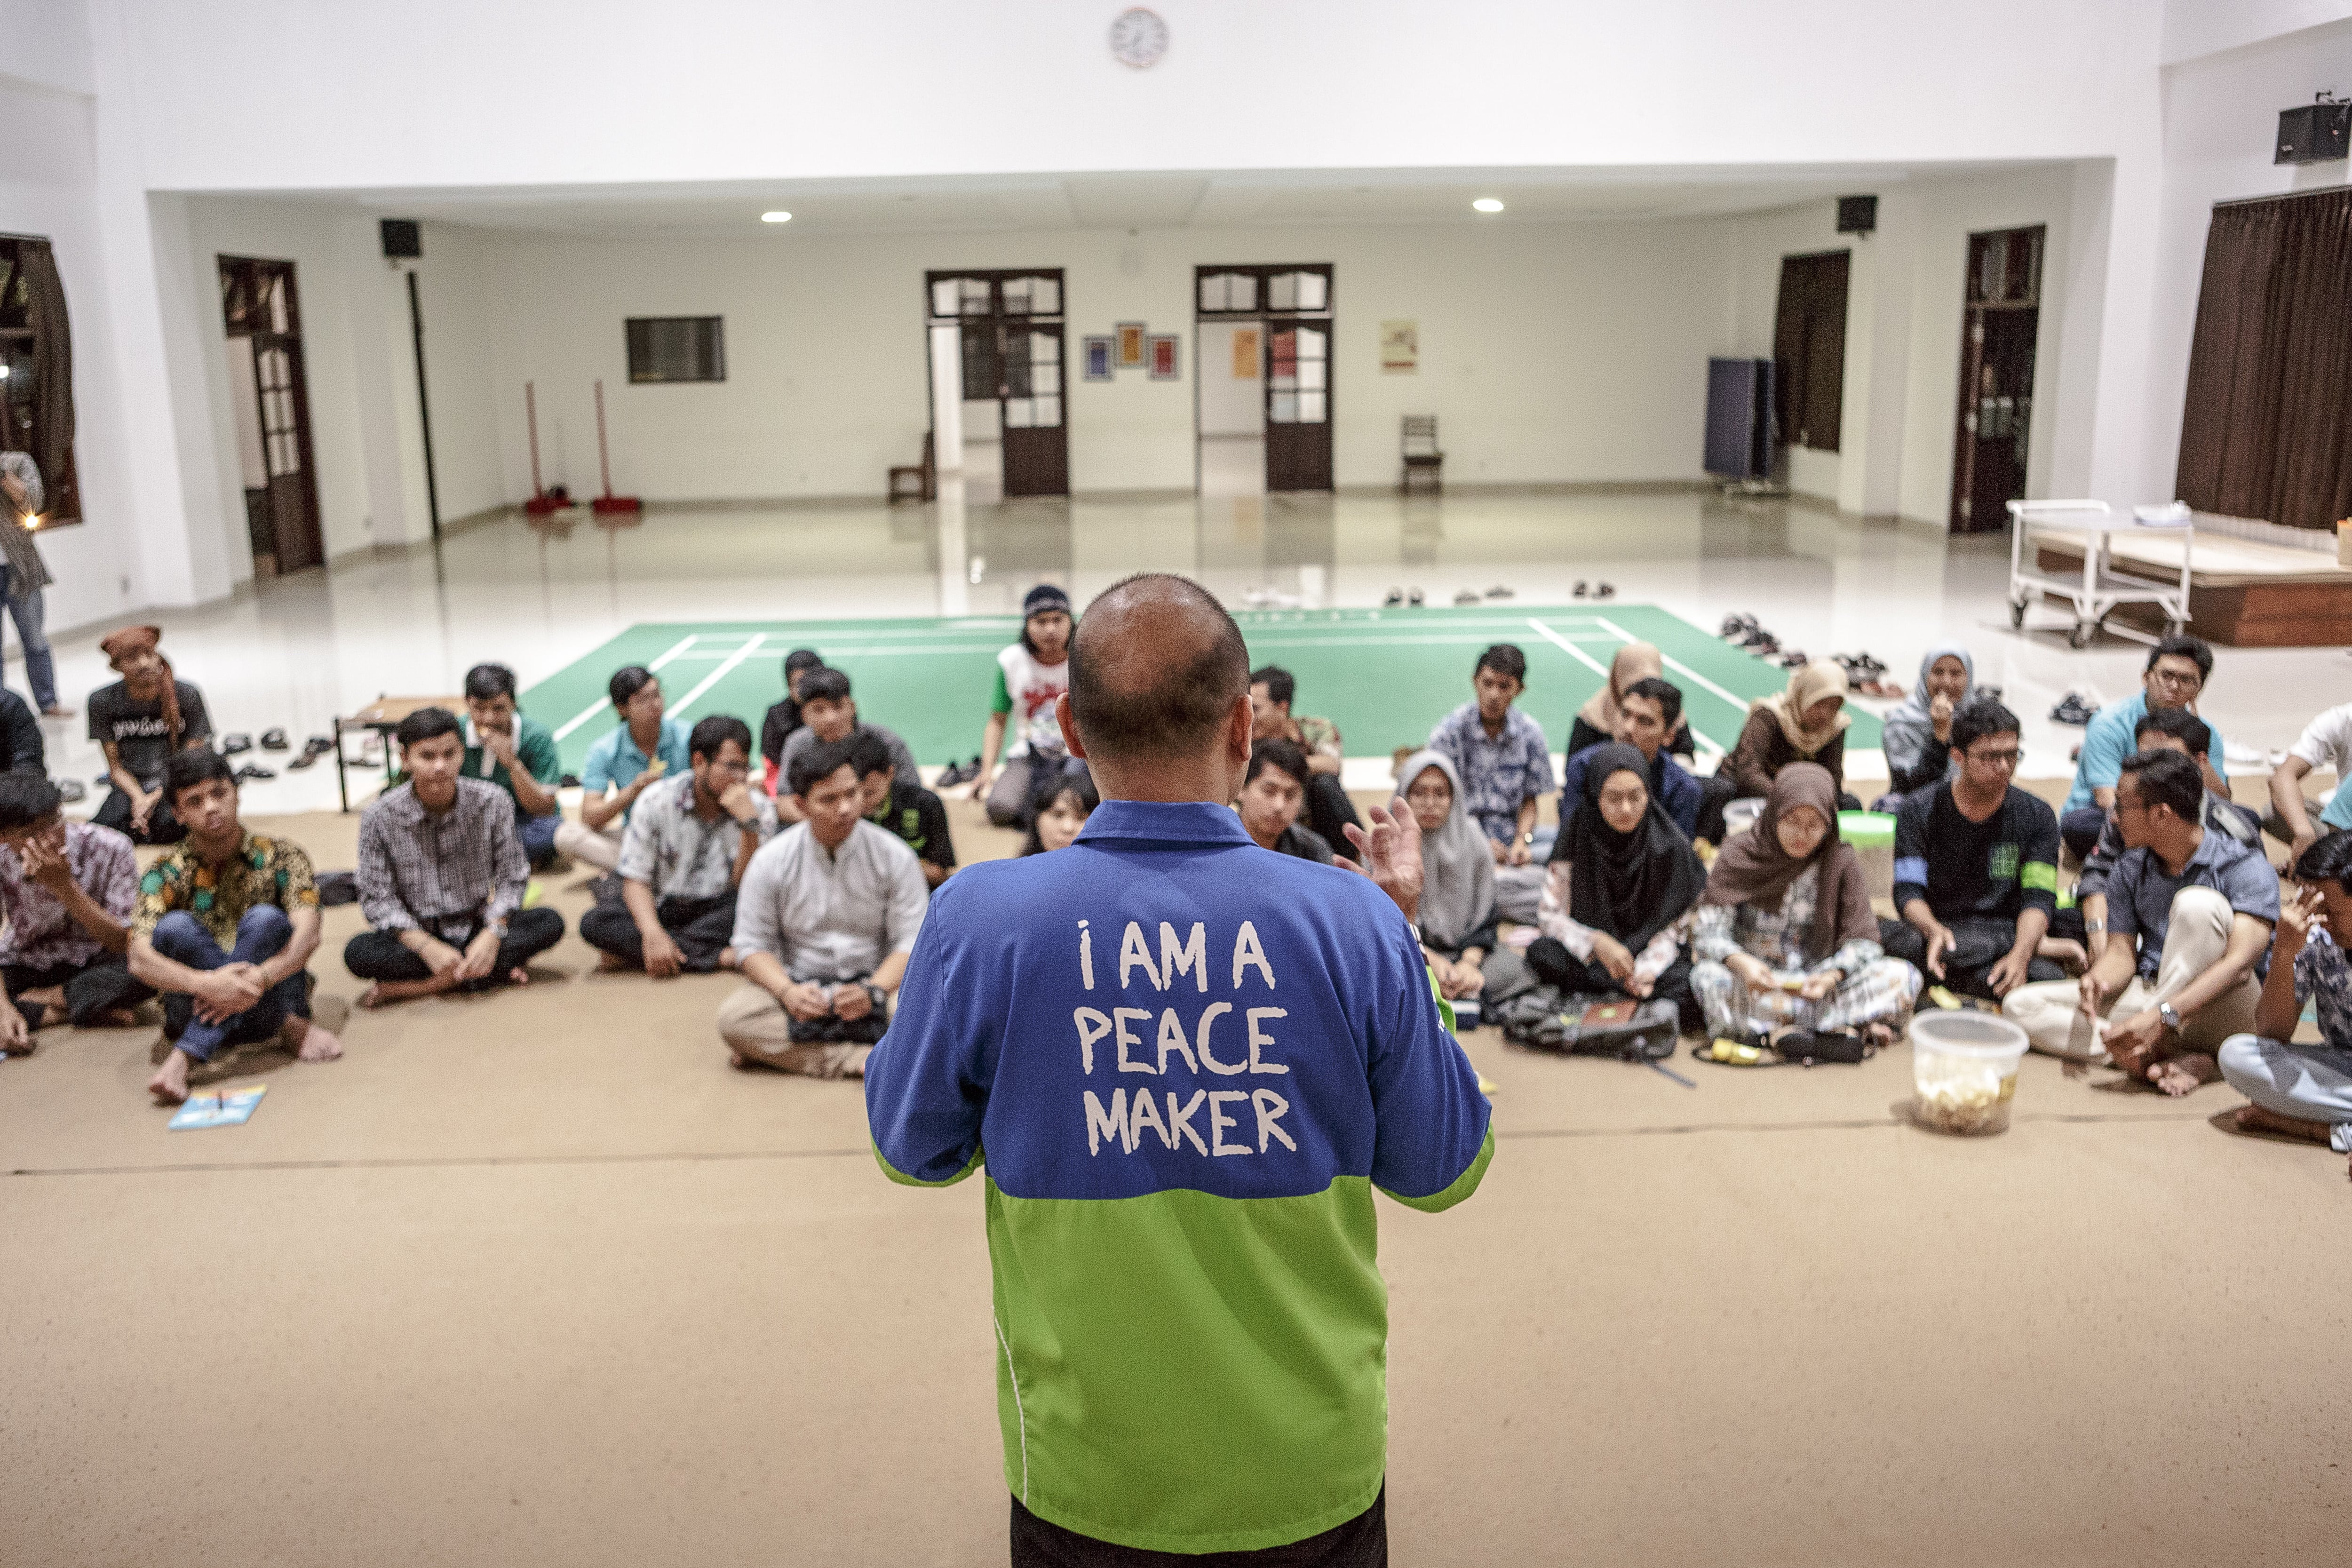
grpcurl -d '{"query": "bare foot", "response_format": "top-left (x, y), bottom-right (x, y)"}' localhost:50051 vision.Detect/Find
top-left (292, 1022), bottom-right (343, 1063)
top-left (728, 1050), bottom-right (752, 1070)
top-left (2146, 1052), bottom-right (2218, 1097)
top-left (148, 1048), bottom-right (191, 1105)
top-left (597, 951), bottom-right (627, 972)
top-left (507, 967), bottom-right (530, 987)
top-left (2227, 1104), bottom-right (2331, 1143)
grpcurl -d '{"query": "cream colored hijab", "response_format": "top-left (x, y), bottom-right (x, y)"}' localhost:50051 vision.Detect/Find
top-left (1575, 641), bottom-right (1664, 733)
top-left (1756, 659), bottom-right (1853, 756)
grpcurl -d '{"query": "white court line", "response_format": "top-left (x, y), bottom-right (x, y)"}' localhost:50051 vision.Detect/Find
top-left (1589, 614), bottom-right (1757, 732)
top-left (551, 632), bottom-right (701, 740)
top-left (1528, 616), bottom-right (1726, 756)
top-left (667, 633), bottom-right (768, 720)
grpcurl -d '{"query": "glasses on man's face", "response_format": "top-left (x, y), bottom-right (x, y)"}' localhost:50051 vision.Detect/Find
top-left (1966, 747), bottom-right (2021, 770)
top-left (2149, 667), bottom-right (2202, 693)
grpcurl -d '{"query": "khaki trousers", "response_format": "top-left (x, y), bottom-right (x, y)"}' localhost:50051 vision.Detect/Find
top-left (715, 982), bottom-right (871, 1078)
top-left (2002, 886), bottom-right (2261, 1060)
top-left (552, 818), bottom-right (623, 873)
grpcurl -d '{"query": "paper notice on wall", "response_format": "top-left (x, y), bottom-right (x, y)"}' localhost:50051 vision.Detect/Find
top-left (1232, 327), bottom-right (1260, 380)
top-left (1380, 320), bottom-right (1418, 374)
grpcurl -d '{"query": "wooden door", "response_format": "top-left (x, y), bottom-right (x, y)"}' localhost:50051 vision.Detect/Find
top-left (219, 258), bottom-right (324, 573)
top-left (1948, 226), bottom-right (2044, 533)
top-left (1000, 318), bottom-right (1067, 497)
top-left (1264, 316), bottom-right (1332, 490)
top-left (925, 269), bottom-right (1068, 498)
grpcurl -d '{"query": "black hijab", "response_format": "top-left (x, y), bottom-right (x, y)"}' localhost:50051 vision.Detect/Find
top-left (1550, 742), bottom-right (1705, 951)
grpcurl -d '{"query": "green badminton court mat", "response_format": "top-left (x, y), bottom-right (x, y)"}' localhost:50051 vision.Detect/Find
top-left (521, 604), bottom-right (1881, 774)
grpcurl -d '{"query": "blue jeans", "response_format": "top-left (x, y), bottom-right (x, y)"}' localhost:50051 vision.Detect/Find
top-left (0, 564), bottom-right (56, 711)
top-left (518, 809), bottom-right (560, 869)
top-left (154, 906), bottom-right (311, 1061)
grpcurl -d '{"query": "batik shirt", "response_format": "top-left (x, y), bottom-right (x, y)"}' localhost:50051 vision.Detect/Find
top-left (620, 772), bottom-right (778, 903)
top-left (132, 832), bottom-right (319, 948)
top-left (0, 822), bottom-right (137, 969)
top-left (1427, 701), bottom-right (1554, 844)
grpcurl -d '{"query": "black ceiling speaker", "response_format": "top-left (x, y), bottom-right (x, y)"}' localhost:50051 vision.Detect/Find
top-left (2277, 95), bottom-right (2350, 164)
top-left (1836, 196), bottom-right (1877, 235)
top-left (380, 219), bottom-right (422, 259)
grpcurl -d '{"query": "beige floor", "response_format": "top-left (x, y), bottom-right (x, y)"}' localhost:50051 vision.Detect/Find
top-left (3, 798), bottom-right (2348, 1565)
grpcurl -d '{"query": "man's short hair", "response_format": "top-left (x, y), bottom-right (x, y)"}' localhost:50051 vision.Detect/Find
top-left (164, 747), bottom-right (237, 804)
top-left (847, 729), bottom-right (894, 780)
top-left (1620, 676), bottom-right (1682, 731)
top-left (1950, 698), bottom-right (2021, 756)
top-left (783, 648), bottom-right (824, 680)
top-left (395, 705), bottom-right (463, 751)
top-left (1067, 573), bottom-right (1249, 764)
top-left (2119, 747), bottom-right (2203, 821)
top-left (2146, 634), bottom-right (2214, 681)
top-left (1475, 644), bottom-right (1528, 685)
top-left (1249, 665), bottom-right (1296, 708)
top-left (2293, 830), bottom-right (2352, 891)
top-left (2133, 704), bottom-right (2211, 757)
top-left (796, 668), bottom-right (852, 706)
top-left (788, 734), bottom-right (863, 797)
top-left (608, 666), bottom-right (655, 709)
top-left (1246, 738), bottom-right (1311, 790)
top-left (464, 662), bottom-right (518, 702)
top-left (689, 715), bottom-right (752, 764)
top-left (0, 770), bottom-right (62, 830)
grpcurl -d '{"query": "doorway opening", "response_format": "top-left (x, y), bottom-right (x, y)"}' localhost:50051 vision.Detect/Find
top-left (925, 270), bottom-right (1067, 501)
top-left (1949, 225), bottom-right (2043, 533)
top-left (1194, 265), bottom-right (1333, 494)
top-left (218, 256), bottom-right (323, 576)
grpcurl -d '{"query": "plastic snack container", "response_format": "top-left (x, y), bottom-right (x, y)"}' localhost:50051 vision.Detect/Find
top-left (1838, 810), bottom-right (1897, 902)
top-left (1909, 1010), bottom-right (2029, 1135)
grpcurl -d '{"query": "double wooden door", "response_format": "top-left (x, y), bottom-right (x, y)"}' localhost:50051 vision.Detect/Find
top-left (929, 271), bottom-right (1067, 497)
top-left (219, 257), bottom-right (323, 574)
top-left (1197, 265), bottom-right (1334, 492)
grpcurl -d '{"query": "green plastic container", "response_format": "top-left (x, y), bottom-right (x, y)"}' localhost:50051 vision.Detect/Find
top-left (1839, 810), bottom-right (1896, 848)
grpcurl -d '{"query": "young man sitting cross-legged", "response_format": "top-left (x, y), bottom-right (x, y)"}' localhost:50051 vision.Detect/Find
top-left (2217, 833), bottom-right (2352, 1177)
top-left (580, 715), bottom-right (776, 976)
top-left (718, 735), bottom-right (928, 1079)
top-left (553, 665), bottom-right (691, 874)
top-left (344, 706), bottom-right (568, 1007)
top-left (131, 749), bottom-right (338, 1105)
top-left (0, 772), bottom-right (152, 1049)
top-left (2004, 748), bottom-right (2278, 1091)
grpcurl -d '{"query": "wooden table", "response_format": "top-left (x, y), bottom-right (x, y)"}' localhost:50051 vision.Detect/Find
top-left (335, 696), bottom-right (463, 812)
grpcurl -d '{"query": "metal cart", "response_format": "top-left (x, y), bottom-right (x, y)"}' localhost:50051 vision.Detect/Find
top-left (2006, 500), bottom-right (2194, 650)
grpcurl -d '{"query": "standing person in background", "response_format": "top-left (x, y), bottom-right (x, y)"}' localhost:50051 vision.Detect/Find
top-left (759, 648), bottom-right (826, 798)
top-left (556, 666), bottom-right (691, 874)
top-left (460, 663), bottom-right (564, 871)
top-left (0, 450), bottom-right (68, 716)
top-left (87, 625), bottom-right (213, 845)
top-left (1565, 642), bottom-right (1694, 762)
top-left (1249, 664), bottom-right (1362, 855)
top-left (1429, 643), bottom-right (1554, 923)
top-left (2058, 635), bottom-right (2226, 862)
top-left (1879, 643), bottom-right (1976, 799)
top-left (2266, 697), bottom-right (2352, 860)
top-left (974, 584), bottom-right (1074, 827)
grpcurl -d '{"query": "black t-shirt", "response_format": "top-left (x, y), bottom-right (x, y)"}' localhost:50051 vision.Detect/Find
top-left (867, 780), bottom-right (955, 870)
top-left (0, 687), bottom-right (43, 775)
top-left (760, 698), bottom-right (802, 768)
top-left (1894, 783), bottom-right (2060, 923)
top-left (87, 679), bottom-right (212, 784)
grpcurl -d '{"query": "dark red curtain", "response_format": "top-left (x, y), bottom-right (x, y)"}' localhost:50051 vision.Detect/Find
top-left (16, 240), bottom-right (79, 524)
top-left (2176, 189), bottom-right (2352, 531)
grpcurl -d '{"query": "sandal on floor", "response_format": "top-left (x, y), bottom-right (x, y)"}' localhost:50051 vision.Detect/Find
top-left (234, 764), bottom-right (276, 781)
top-left (218, 733), bottom-right (254, 757)
top-left (260, 728), bottom-right (290, 751)
top-left (56, 778), bottom-right (85, 804)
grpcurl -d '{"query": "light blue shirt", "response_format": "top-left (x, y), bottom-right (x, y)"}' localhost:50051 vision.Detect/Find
top-left (2062, 691), bottom-right (2227, 815)
top-left (581, 716), bottom-right (693, 820)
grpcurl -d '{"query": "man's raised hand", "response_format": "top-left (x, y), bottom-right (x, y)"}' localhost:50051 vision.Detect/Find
top-left (1338, 797), bottom-right (1423, 923)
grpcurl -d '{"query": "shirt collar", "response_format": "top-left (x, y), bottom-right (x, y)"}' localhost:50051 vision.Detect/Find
top-left (1075, 799), bottom-right (1257, 848)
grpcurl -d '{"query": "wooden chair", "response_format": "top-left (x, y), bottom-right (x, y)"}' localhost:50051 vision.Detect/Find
top-left (1400, 415), bottom-right (1444, 495)
top-left (888, 432), bottom-right (936, 503)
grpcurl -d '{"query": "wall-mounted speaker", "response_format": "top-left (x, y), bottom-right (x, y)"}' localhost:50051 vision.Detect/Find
top-left (2277, 97), bottom-right (2351, 164)
top-left (380, 219), bottom-right (422, 259)
top-left (1836, 196), bottom-right (1877, 235)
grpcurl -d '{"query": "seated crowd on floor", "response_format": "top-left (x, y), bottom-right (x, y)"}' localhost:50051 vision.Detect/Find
top-left (6, 600), bottom-right (2349, 1171)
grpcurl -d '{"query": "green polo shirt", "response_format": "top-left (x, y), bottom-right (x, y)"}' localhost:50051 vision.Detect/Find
top-left (462, 714), bottom-right (561, 810)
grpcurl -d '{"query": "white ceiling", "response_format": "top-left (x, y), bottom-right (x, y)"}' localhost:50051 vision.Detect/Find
top-left (254, 163), bottom-right (2058, 239)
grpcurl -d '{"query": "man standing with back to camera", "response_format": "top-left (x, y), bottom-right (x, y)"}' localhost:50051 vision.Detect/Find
top-left (866, 573), bottom-right (1492, 1566)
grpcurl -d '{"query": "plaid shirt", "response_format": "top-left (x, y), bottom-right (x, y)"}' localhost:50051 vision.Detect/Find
top-left (0, 821), bottom-right (136, 969)
top-left (1427, 701), bottom-right (1554, 843)
top-left (133, 831), bottom-right (318, 948)
top-left (358, 778), bottom-right (528, 941)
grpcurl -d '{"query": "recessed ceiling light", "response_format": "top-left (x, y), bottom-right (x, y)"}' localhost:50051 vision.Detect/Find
top-left (760, 210), bottom-right (792, 224)
top-left (1472, 198), bottom-right (1505, 214)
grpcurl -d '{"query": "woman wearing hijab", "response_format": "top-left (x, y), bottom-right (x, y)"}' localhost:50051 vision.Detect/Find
top-left (1691, 763), bottom-right (1920, 1047)
top-left (1879, 643), bottom-right (1976, 798)
top-left (1697, 658), bottom-right (1859, 844)
top-left (87, 625), bottom-right (214, 845)
top-left (1393, 750), bottom-right (1502, 1002)
top-left (1522, 742), bottom-right (1705, 1028)
top-left (1567, 642), bottom-right (1695, 761)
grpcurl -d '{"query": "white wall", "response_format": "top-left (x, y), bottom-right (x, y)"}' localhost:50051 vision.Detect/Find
top-left (2165, 0), bottom-right (2352, 63)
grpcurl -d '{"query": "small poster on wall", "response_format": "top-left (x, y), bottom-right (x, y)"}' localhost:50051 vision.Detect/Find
top-left (1232, 326), bottom-right (1260, 379)
top-left (1082, 335), bottom-right (1114, 381)
top-left (1148, 334), bottom-right (1180, 380)
top-left (1380, 319), bottom-right (1419, 374)
top-left (1115, 322), bottom-right (1147, 368)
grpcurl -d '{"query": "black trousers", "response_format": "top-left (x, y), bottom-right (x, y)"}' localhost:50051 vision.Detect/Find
top-left (1880, 915), bottom-right (2061, 1003)
top-left (4, 955), bottom-right (153, 1028)
top-left (1525, 939), bottom-right (1701, 1033)
top-left (342, 907), bottom-right (566, 988)
top-left (1011, 1488), bottom-right (1384, 1568)
top-left (1303, 772), bottom-right (1362, 858)
top-left (94, 786), bottom-right (186, 845)
top-left (579, 891), bottom-right (738, 973)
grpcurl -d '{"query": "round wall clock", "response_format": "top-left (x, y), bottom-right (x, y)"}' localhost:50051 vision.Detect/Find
top-left (1110, 7), bottom-right (1169, 69)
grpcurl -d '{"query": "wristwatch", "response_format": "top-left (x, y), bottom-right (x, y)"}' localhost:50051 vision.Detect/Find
top-left (2157, 1002), bottom-right (2182, 1034)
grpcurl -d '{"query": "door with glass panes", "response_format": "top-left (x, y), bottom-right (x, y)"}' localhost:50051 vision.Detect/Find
top-left (926, 270), bottom-right (1066, 497)
top-left (1195, 265), bottom-right (1332, 492)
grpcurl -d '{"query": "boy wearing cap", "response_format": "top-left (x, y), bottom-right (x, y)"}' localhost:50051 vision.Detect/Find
top-left (974, 583), bottom-right (1074, 827)
top-left (86, 625), bottom-right (214, 845)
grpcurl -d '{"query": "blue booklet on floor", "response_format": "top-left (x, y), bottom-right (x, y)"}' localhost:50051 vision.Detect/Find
top-left (168, 1085), bottom-right (267, 1131)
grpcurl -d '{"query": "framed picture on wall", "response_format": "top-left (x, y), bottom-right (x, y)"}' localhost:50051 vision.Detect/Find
top-left (1115, 322), bottom-right (1147, 368)
top-left (1147, 334), bottom-right (1180, 380)
top-left (1083, 335), bottom-right (1114, 381)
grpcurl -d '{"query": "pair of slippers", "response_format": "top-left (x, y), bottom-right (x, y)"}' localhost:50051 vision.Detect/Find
top-left (218, 729), bottom-right (290, 757)
top-left (285, 735), bottom-right (335, 771)
top-left (1694, 1026), bottom-right (1873, 1068)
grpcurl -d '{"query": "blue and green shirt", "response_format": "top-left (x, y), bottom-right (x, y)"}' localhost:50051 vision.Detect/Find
top-left (865, 800), bottom-right (1493, 1554)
